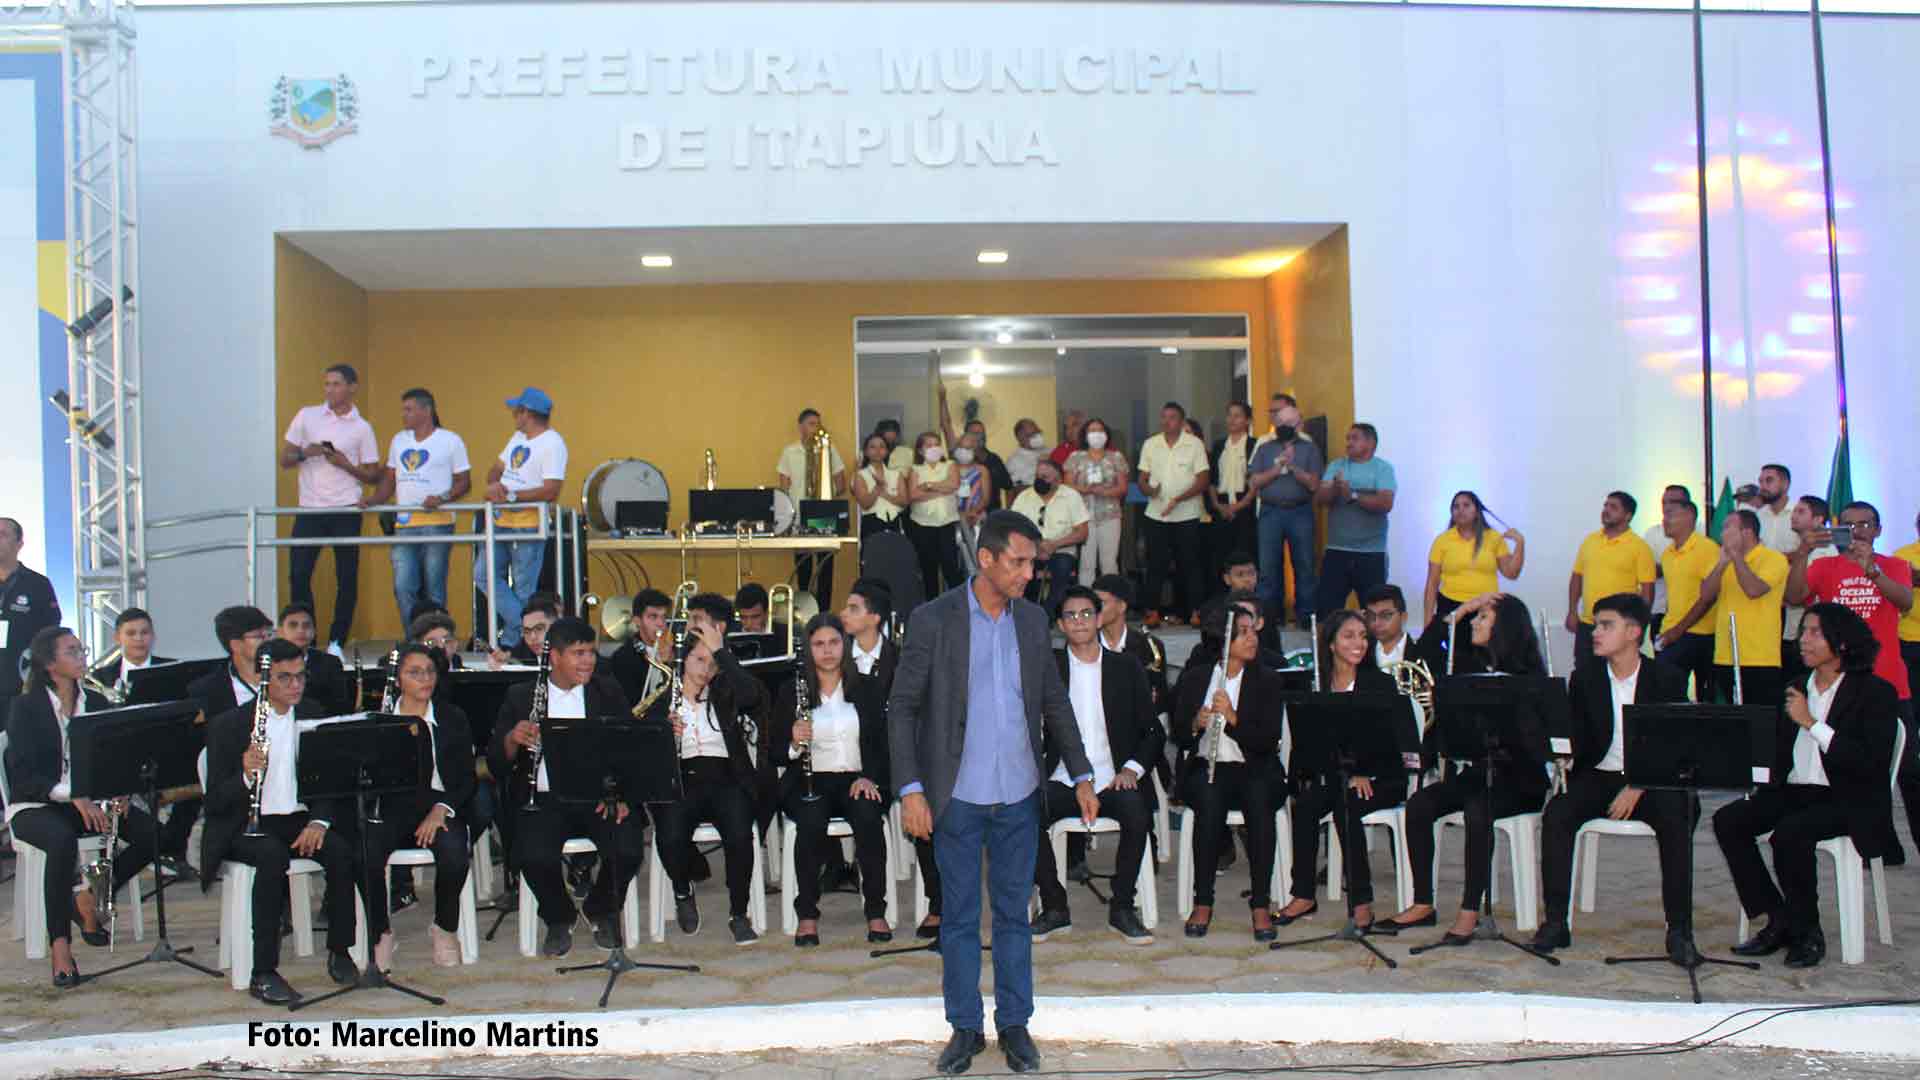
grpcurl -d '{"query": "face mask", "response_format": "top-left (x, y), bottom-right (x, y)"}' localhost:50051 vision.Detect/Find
top-left (1034, 478), bottom-right (1056, 495)
top-left (1028, 434), bottom-right (1048, 451)
top-left (1275, 424), bottom-right (1297, 443)
top-left (922, 446), bottom-right (944, 463)
top-left (1086, 431), bottom-right (1108, 450)
top-left (953, 447), bottom-right (975, 464)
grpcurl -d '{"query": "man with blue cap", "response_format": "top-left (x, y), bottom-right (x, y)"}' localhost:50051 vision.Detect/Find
top-left (483, 388), bottom-right (568, 647)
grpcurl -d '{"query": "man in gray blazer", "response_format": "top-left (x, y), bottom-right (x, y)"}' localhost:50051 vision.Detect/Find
top-left (892, 510), bottom-right (1098, 1076)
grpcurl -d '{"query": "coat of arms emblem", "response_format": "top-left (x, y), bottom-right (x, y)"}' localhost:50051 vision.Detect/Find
top-left (269, 75), bottom-right (359, 148)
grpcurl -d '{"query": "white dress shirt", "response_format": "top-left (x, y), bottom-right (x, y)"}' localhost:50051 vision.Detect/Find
top-left (850, 637), bottom-right (881, 677)
top-left (1051, 650), bottom-right (1140, 791)
top-left (803, 683), bottom-right (863, 774)
top-left (1788, 673), bottom-right (1842, 787)
top-left (254, 705), bottom-right (309, 817)
top-left (1374, 634), bottom-right (1408, 669)
top-left (537, 679), bottom-right (586, 792)
top-left (117, 655), bottom-right (152, 685)
top-left (230, 670), bottom-right (259, 712)
top-left (679, 696), bottom-right (729, 761)
top-left (1595, 660), bottom-right (1641, 774)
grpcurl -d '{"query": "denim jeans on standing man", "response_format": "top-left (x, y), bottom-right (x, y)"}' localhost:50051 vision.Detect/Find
top-left (1257, 502), bottom-right (1317, 625)
top-left (390, 523), bottom-right (453, 626)
top-left (933, 790), bottom-right (1042, 1033)
top-left (479, 525), bottom-right (546, 645)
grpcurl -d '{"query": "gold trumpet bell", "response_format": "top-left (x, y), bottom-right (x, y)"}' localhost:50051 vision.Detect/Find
top-left (598, 593), bottom-right (636, 642)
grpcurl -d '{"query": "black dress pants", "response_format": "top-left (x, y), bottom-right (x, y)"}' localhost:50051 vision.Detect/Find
top-left (1181, 760), bottom-right (1280, 909)
top-left (1144, 518), bottom-right (1206, 619)
top-left (222, 812), bottom-right (359, 976)
top-left (288, 510), bottom-right (363, 646)
top-left (359, 793), bottom-right (472, 935)
top-left (904, 519), bottom-right (963, 598)
top-left (1539, 770), bottom-right (1697, 926)
top-left (782, 773), bottom-right (890, 922)
top-left (10, 802), bottom-right (156, 946)
top-left (510, 795), bottom-right (644, 929)
top-left (1713, 784), bottom-right (1853, 938)
top-left (1288, 774), bottom-right (1408, 908)
top-left (651, 758), bottom-right (758, 919)
top-left (1034, 782), bottom-right (1151, 915)
top-left (1403, 772), bottom-right (1543, 912)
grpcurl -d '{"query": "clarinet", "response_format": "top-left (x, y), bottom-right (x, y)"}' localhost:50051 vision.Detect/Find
top-left (243, 648), bottom-right (273, 838)
top-left (377, 646), bottom-right (401, 713)
top-left (520, 641), bottom-right (551, 811)
top-left (793, 651), bottom-right (818, 801)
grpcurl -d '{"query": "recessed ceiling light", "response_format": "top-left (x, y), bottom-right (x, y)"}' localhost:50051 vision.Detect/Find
top-left (1160, 346), bottom-right (1179, 355)
top-left (976, 250), bottom-right (1009, 265)
top-left (995, 330), bottom-right (1013, 345)
top-left (968, 371), bottom-right (986, 388)
top-left (1056, 346), bottom-right (1067, 356)
top-left (641, 254), bottom-right (673, 268)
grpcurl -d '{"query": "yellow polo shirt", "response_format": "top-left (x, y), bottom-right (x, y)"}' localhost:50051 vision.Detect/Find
top-left (1572, 529), bottom-right (1657, 622)
top-left (1896, 541), bottom-right (1920, 644)
top-left (1659, 532), bottom-right (1722, 636)
top-left (1428, 528), bottom-right (1511, 603)
top-left (1711, 546), bottom-right (1789, 666)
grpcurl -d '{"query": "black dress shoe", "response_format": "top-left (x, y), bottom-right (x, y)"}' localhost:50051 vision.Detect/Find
top-left (998, 1025), bottom-right (1042, 1073)
top-left (794, 931), bottom-right (820, 948)
top-left (52, 964), bottom-right (83, 990)
top-left (1784, 928), bottom-right (1826, 969)
top-left (248, 971), bottom-right (300, 1005)
top-left (1732, 918), bottom-right (1791, 958)
top-left (729, 916), bottom-right (758, 945)
top-left (1531, 921), bottom-right (1571, 953)
top-left (1431, 930), bottom-right (1475, 948)
top-left (326, 949), bottom-right (358, 986)
top-left (1109, 907), bottom-right (1154, 945)
top-left (1183, 918), bottom-right (1210, 939)
top-left (542, 922), bottom-right (573, 958)
top-left (676, 893), bottom-right (700, 935)
top-left (1029, 909), bottom-right (1071, 942)
top-left (936, 1028), bottom-right (986, 1075)
top-left (78, 924), bottom-right (110, 948)
top-left (1375, 911), bottom-right (1437, 933)
top-left (916, 917), bottom-right (941, 941)
top-left (1665, 923), bottom-right (1699, 966)
top-left (592, 914), bottom-right (621, 950)
top-left (1273, 902), bottom-right (1316, 927)
top-left (867, 927), bottom-right (894, 944)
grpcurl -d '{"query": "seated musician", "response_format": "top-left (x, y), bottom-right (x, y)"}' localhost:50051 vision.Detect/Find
top-left (606, 587), bottom-right (672, 705)
top-left (1714, 602), bottom-right (1899, 969)
top-left (1172, 596), bottom-right (1288, 940)
top-left (488, 593), bottom-right (557, 669)
top-left (1381, 591), bottom-right (1552, 942)
top-left (772, 613), bottom-right (893, 946)
top-left (734, 583), bottom-right (771, 634)
top-left (1534, 594), bottom-right (1695, 958)
top-left (1092, 574), bottom-right (1171, 829)
top-left (1030, 587), bottom-right (1161, 946)
top-left (1278, 610), bottom-right (1417, 932)
top-left (178, 605), bottom-right (280, 879)
top-left (199, 639), bottom-right (361, 1005)
top-left (5, 627), bottom-right (158, 988)
top-left (486, 616), bottom-right (642, 958)
top-left (649, 593), bottom-right (770, 946)
top-left (392, 610), bottom-right (473, 916)
top-left (92, 606), bottom-right (173, 691)
top-left (276, 602), bottom-right (351, 712)
top-left (840, 578), bottom-right (912, 925)
top-left (355, 644), bottom-right (474, 969)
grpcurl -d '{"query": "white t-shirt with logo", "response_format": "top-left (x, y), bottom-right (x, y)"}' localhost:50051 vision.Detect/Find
top-left (387, 427), bottom-right (471, 528)
top-left (496, 428), bottom-right (568, 527)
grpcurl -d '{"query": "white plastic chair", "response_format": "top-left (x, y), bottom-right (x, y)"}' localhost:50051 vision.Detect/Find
top-left (1568, 818), bottom-right (1657, 930)
top-left (1152, 771), bottom-right (1172, 857)
top-left (763, 814), bottom-right (782, 887)
top-left (469, 825), bottom-right (498, 901)
top-left (1, 733), bottom-right (146, 959)
top-left (1323, 804), bottom-right (1414, 912)
top-left (1434, 809), bottom-right (1543, 931)
top-left (778, 814), bottom-right (898, 934)
top-left (1734, 724), bottom-right (1904, 965)
top-left (516, 836), bottom-right (643, 957)
top-left (385, 848), bottom-right (479, 963)
top-left (1175, 806), bottom-right (1291, 919)
top-left (892, 802), bottom-right (913, 882)
top-left (647, 822), bottom-right (766, 942)
top-left (1049, 817), bottom-right (1156, 928)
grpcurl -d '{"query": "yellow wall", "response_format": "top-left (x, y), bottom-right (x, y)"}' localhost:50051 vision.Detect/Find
top-left (273, 237), bottom-right (370, 635)
top-left (1263, 226), bottom-right (1355, 442)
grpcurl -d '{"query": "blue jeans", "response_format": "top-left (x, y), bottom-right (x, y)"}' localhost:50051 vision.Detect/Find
top-left (1025, 551), bottom-right (1078, 618)
top-left (1257, 503), bottom-right (1317, 624)
top-left (1317, 548), bottom-right (1387, 616)
top-left (390, 523), bottom-right (453, 626)
top-left (479, 525), bottom-right (545, 644)
top-left (934, 790), bottom-right (1041, 1032)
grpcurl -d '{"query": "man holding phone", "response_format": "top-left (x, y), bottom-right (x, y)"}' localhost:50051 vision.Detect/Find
top-left (279, 364), bottom-right (379, 655)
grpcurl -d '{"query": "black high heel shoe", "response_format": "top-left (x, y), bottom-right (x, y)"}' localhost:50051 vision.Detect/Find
top-left (52, 963), bottom-right (82, 989)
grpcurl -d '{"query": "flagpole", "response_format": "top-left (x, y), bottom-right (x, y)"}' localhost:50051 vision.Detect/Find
top-left (1809, 0), bottom-right (1850, 442)
top-left (1691, 0), bottom-right (1717, 508)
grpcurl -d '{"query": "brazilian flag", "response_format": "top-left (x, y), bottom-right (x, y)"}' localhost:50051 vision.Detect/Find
top-left (1709, 477), bottom-right (1735, 534)
top-left (1825, 430), bottom-right (1854, 513)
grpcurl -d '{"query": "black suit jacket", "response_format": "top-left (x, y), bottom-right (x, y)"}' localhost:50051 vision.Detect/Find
top-left (187, 665), bottom-right (248, 726)
top-left (855, 636), bottom-right (900, 700)
top-left (1047, 648), bottom-right (1163, 799)
top-left (1106, 627), bottom-right (1169, 716)
top-left (304, 649), bottom-right (352, 714)
top-left (1170, 655), bottom-right (1287, 789)
top-left (1775, 671), bottom-right (1899, 858)
top-left (416, 702), bottom-right (477, 815)
top-left (5, 686), bottom-right (111, 805)
top-left (772, 674), bottom-right (890, 803)
top-left (1429, 651), bottom-right (1554, 801)
top-left (486, 674), bottom-right (633, 811)
top-left (199, 699), bottom-right (331, 889)
top-left (1565, 658), bottom-right (1691, 774)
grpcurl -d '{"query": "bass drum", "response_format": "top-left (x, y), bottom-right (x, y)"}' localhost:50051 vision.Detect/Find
top-left (770, 489), bottom-right (797, 535)
top-left (581, 458), bottom-right (670, 533)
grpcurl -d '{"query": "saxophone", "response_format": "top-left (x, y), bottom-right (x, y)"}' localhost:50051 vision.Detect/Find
top-left (243, 648), bottom-right (273, 838)
top-left (519, 641), bottom-right (551, 811)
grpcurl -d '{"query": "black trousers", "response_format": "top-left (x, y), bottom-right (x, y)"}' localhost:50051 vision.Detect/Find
top-left (795, 552), bottom-right (836, 612)
top-left (1034, 782), bottom-right (1151, 915)
top-left (859, 514), bottom-right (901, 543)
top-left (510, 795), bottom-right (644, 929)
top-left (1144, 518), bottom-right (1206, 619)
top-left (1713, 664), bottom-right (1784, 710)
top-left (288, 511), bottom-right (363, 647)
top-left (10, 803), bottom-right (156, 946)
top-left (1713, 785), bottom-right (1852, 938)
top-left (1655, 633), bottom-right (1715, 702)
top-left (157, 797), bottom-right (201, 860)
top-left (1403, 772), bottom-right (1543, 912)
top-left (223, 812), bottom-right (359, 976)
top-left (1181, 760), bottom-right (1280, 909)
top-left (914, 836), bottom-right (942, 918)
top-left (782, 773), bottom-right (890, 922)
top-left (651, 758), bottom-right (758, 918)
top-left (904, 518), bottom-right (963, 598)
top-left (1900, 644), bottom-right (1920, 847)
top-left (357, 794), bottom-right (471, 935)
top-left (1317, 549), bottom-right (1387, 617)
top-left (1288, 773), bottom-right (1408, 908)
top-left (1540, 770), bottom-right (1697, 926)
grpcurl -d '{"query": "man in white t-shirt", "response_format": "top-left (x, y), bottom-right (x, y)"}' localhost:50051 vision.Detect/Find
top-left (362, 388), bottom-right (471, 626)
top-left (1136, 402), bottom-right (1211, 627)
top-left (775, 408), bottom-right (848, 610)
top-left (482, 387), bottom-right (567, 647)
top-left (278, 364), bottom-right (379, 653)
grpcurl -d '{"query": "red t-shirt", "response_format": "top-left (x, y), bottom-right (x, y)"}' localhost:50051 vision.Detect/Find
top-left (1805, 553), bottom-right (1914, 699)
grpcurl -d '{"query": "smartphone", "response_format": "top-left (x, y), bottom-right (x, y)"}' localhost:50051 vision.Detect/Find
top-left (321, 440), bottom-right (337, 453)
top-left (1829, 523), bottom-right (1854, 549)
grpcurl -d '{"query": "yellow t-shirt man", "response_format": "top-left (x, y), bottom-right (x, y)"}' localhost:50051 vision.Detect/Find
top-left (1711, 545), bottom-right (1790, 667)
top-left (1659, 531), bottom-right (1722, 637)
top-left (1572, 529), bottom-right (1657, 623)
top-left (1428, 528), bottom-right (1512, 603)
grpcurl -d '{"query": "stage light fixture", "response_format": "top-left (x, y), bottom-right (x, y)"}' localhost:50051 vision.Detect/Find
top-left (995, 330), bottom-right (1013, 345)
top-left (641, 254), bottom-right (674, 268)
top-left (1160, 346), bottom-right (1179, 355)
top-left (47, 389), bottom-right (114, 451)
top-left (976, 250), bottom-right (1009, 265)
top-left (66, 286), bottom-right (132, 338)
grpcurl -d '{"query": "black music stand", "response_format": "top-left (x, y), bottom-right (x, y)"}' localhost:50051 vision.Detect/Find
top-left (124, 658), bottom-right (225, 707)
top-left (1269, 691), bottom-right (1405, 969)
top-left (449, 667), bottom-right (538, 934)
top-left (548, 715), bottom-right (699, 1006)
top-left (66, 701), bottom-right (220, 984)
top-left (1408, 677), bottom-right (1564, 966)
top-left (1600, 702), bottom-right (1774, 1002)
top-left (288, 715), bottom-right (445, 1010)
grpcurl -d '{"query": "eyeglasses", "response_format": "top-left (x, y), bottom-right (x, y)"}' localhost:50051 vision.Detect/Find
top-left (1060, 609), bottom-right (1098, 622)
top-left (269, 672), bottom-right (308, 687)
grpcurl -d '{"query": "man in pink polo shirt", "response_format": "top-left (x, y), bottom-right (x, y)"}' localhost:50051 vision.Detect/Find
top-left (279, 364), bottom-right (379, 654)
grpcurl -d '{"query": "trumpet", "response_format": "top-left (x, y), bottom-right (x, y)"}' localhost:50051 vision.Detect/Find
top-left (244, 647), bottom-right (272, 838)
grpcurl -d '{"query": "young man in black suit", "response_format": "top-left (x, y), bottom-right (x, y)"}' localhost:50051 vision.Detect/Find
top-left (173, 605), bottom-right (279, 879)
top-left (1533, 593), bottom-right (1696, 959)
top-left (276, 602), bottom-right (351, 713)
top-left (1031, 586), bottom-right (1163, 945)
top-left (199, 638), bottom-right (361, 1005)
top-left (605, 587), bottom-right (672, 707)
top-left (91, 607), bottom-right (174, 691)
top-left (1714, 602), bottom-right (1900, 969)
